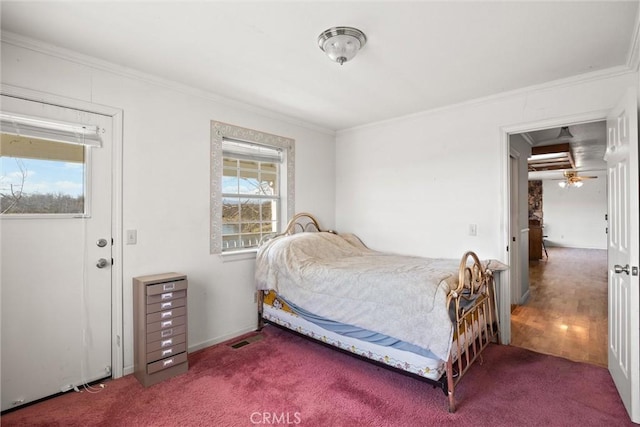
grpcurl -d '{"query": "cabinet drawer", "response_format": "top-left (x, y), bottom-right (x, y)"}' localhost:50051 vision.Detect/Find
top-left (147, 290), bottom-right (186, 305)
top-left (146, 324), bottom-right (186, 343)
top-left (146, 343), bottom-right (186, 364)
top-left (146, 280), bottom-right (187, 296)
top-left (147, 333), bottom-right (186, 352)
top-left (147, 352), bottom-right (188, 374)
top-left (147, 315), bottom-right (186, 333)
top-left (147, 298), bottom-right (185, 314)
top-left (146, 306), bottom-right (186, 324)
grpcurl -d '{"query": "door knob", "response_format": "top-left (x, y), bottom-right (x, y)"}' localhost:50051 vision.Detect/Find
top-left (96, 238), bottom-right (108, 247)
top-left (96, 258), bottom-right (110, 268)
top-left (614, 264), bottom-right (630, 275)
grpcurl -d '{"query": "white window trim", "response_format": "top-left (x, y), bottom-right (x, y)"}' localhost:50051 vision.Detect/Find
top-left (210, 121), bottom-right (294, 255)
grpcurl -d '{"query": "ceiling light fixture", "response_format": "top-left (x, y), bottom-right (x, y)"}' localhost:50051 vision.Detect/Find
top-left (557, 171), bottom-right (595, 188)
top-left (557, 126), bottom-right (574, 140)
top-left (558, 179), bottom-right (583, 189)
top-left (318, 27), bottom-right (367, 65)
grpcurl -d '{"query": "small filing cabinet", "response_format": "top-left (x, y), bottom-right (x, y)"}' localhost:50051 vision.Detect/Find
top-left (133, 272), bottom-right (188, 387)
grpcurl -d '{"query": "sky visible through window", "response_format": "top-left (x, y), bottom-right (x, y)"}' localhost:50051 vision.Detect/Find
top-left (1, 156), bottom-right (84, 197)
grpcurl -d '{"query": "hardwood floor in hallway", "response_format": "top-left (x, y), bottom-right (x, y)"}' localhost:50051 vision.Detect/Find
top-left (510, 247), bottom-right (608, 367)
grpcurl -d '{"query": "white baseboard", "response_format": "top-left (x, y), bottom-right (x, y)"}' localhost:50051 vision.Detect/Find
top-left (188, 325), bottom-right (258, 353)
top-left (121, 325), bottom-right (259, 377)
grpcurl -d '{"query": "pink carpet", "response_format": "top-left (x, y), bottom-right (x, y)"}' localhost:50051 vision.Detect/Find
top-left (1, 325), bottom-right (634, 426)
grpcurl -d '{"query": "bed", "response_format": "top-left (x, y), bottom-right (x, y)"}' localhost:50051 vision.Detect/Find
top-left (255, 213), bottom-right (503, 412)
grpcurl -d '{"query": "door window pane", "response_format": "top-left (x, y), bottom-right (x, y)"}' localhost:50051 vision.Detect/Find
top-left (1, 134), bottom-right (86, 214)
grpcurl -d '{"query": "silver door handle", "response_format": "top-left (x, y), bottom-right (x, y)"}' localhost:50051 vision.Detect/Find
top-left (614, 264), bottom-right (630, 275)
top-left (96, 258), bottom-right (109, 268)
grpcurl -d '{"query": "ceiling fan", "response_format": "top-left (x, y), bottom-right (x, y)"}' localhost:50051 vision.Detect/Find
top-left (553, 171), bottom-right (597, 188)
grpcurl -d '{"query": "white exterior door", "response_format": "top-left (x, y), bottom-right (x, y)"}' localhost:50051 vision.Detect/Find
top-left (605, 88), bottom-right (639, 423)
top-left (1, 95), bottom-right (113, 411)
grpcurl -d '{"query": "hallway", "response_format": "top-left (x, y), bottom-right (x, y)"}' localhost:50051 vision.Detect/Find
top-left (510, 247), bottom-right (608, 367)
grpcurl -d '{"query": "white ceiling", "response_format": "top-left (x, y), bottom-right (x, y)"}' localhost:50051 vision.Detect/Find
top-left (1, 1), bottom-right (638, 132)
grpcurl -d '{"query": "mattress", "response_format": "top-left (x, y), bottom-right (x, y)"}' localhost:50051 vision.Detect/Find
top-left (256, 232), bottom-right (468, 360)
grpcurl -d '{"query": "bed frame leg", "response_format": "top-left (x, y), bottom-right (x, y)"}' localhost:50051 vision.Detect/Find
top-left (446, 356), bottom-right (456, 413)
top-left (257, 291), bottom-right (264, 331)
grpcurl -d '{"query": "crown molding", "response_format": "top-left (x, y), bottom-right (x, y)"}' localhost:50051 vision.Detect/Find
top-left (338, 64), bottom-right (635, 136)
top-left (627, 4), bottom-right (640, 71)
top-left (0, 31), bottom-right (336, 137)
top-left (520, 132), bottom-right (536, 147)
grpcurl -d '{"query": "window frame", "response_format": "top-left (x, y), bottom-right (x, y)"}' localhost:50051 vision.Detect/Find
top-left (211, 121), bottom-right (294, 255)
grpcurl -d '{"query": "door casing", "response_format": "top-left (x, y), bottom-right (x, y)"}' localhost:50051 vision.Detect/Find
top-left (0, 84), bottom-right (125, 380)
top-left (500, 109), bottom-right (611, 344)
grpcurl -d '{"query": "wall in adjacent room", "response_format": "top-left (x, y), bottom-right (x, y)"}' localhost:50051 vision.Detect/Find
top-left (542, 172), bottom-right (608, 249)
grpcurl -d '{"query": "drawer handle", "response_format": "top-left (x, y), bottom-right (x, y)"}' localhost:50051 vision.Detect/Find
top-left (161, 311), bottom-right (173, 318)
top-left (161, 292), bottom-right (173, 300)
top-left (163, 358), bottom-right (174, 367)
top-left (161, 320), bottom-right (173, 328)
top-left (161, 339), bottom-right (173, 347)
top-left (161, 302), bottom-right (173, 309)
top-left (162, 349), bottom-right (173, 356)
top-left (163, 282), bottom-right (176, 291)
top-left (161, 328), bottom-right (174, 338)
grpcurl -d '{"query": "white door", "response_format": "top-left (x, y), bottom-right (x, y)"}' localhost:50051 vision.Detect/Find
top-left (605, 88), bottom-right (639, 423)
top-left (1, 95), bottom-right (113, 411)
top-left (509, 152), bottom-right (520, 306)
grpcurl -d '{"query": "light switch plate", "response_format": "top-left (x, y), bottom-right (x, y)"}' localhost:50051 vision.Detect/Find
top-left (126, 229), bottom-right (137, 245)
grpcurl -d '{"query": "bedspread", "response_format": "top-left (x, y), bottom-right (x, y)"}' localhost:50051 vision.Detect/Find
top-left (255, 232), bottom-right (466, 361)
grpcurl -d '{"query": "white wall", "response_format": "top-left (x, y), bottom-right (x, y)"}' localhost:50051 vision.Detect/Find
top-left (1, 39), bottom-right (336, 373)
top-left (541, 172), bottom-right (607, 249)
top-left (335, 72), bottom-right (637, 262)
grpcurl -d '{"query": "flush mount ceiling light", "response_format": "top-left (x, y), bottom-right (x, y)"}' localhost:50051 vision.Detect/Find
top-left (318, 27), bottom-right (367, 65)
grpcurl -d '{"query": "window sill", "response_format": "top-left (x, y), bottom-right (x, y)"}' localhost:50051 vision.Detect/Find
top-left (220, 248), bottom-right (258, 262)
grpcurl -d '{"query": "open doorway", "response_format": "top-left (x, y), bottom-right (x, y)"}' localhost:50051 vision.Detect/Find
top-left (508, 121), bottom-right (608, 367)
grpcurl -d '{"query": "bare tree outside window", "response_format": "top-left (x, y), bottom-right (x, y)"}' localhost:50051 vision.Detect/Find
top-left (0, 158), bottom-right (27, 214)
top-left (1, 136), bottom-right (86, 215)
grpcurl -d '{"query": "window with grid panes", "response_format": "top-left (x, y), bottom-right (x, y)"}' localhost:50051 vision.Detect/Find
top-left (222, 139), bottom-right (281, 251)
